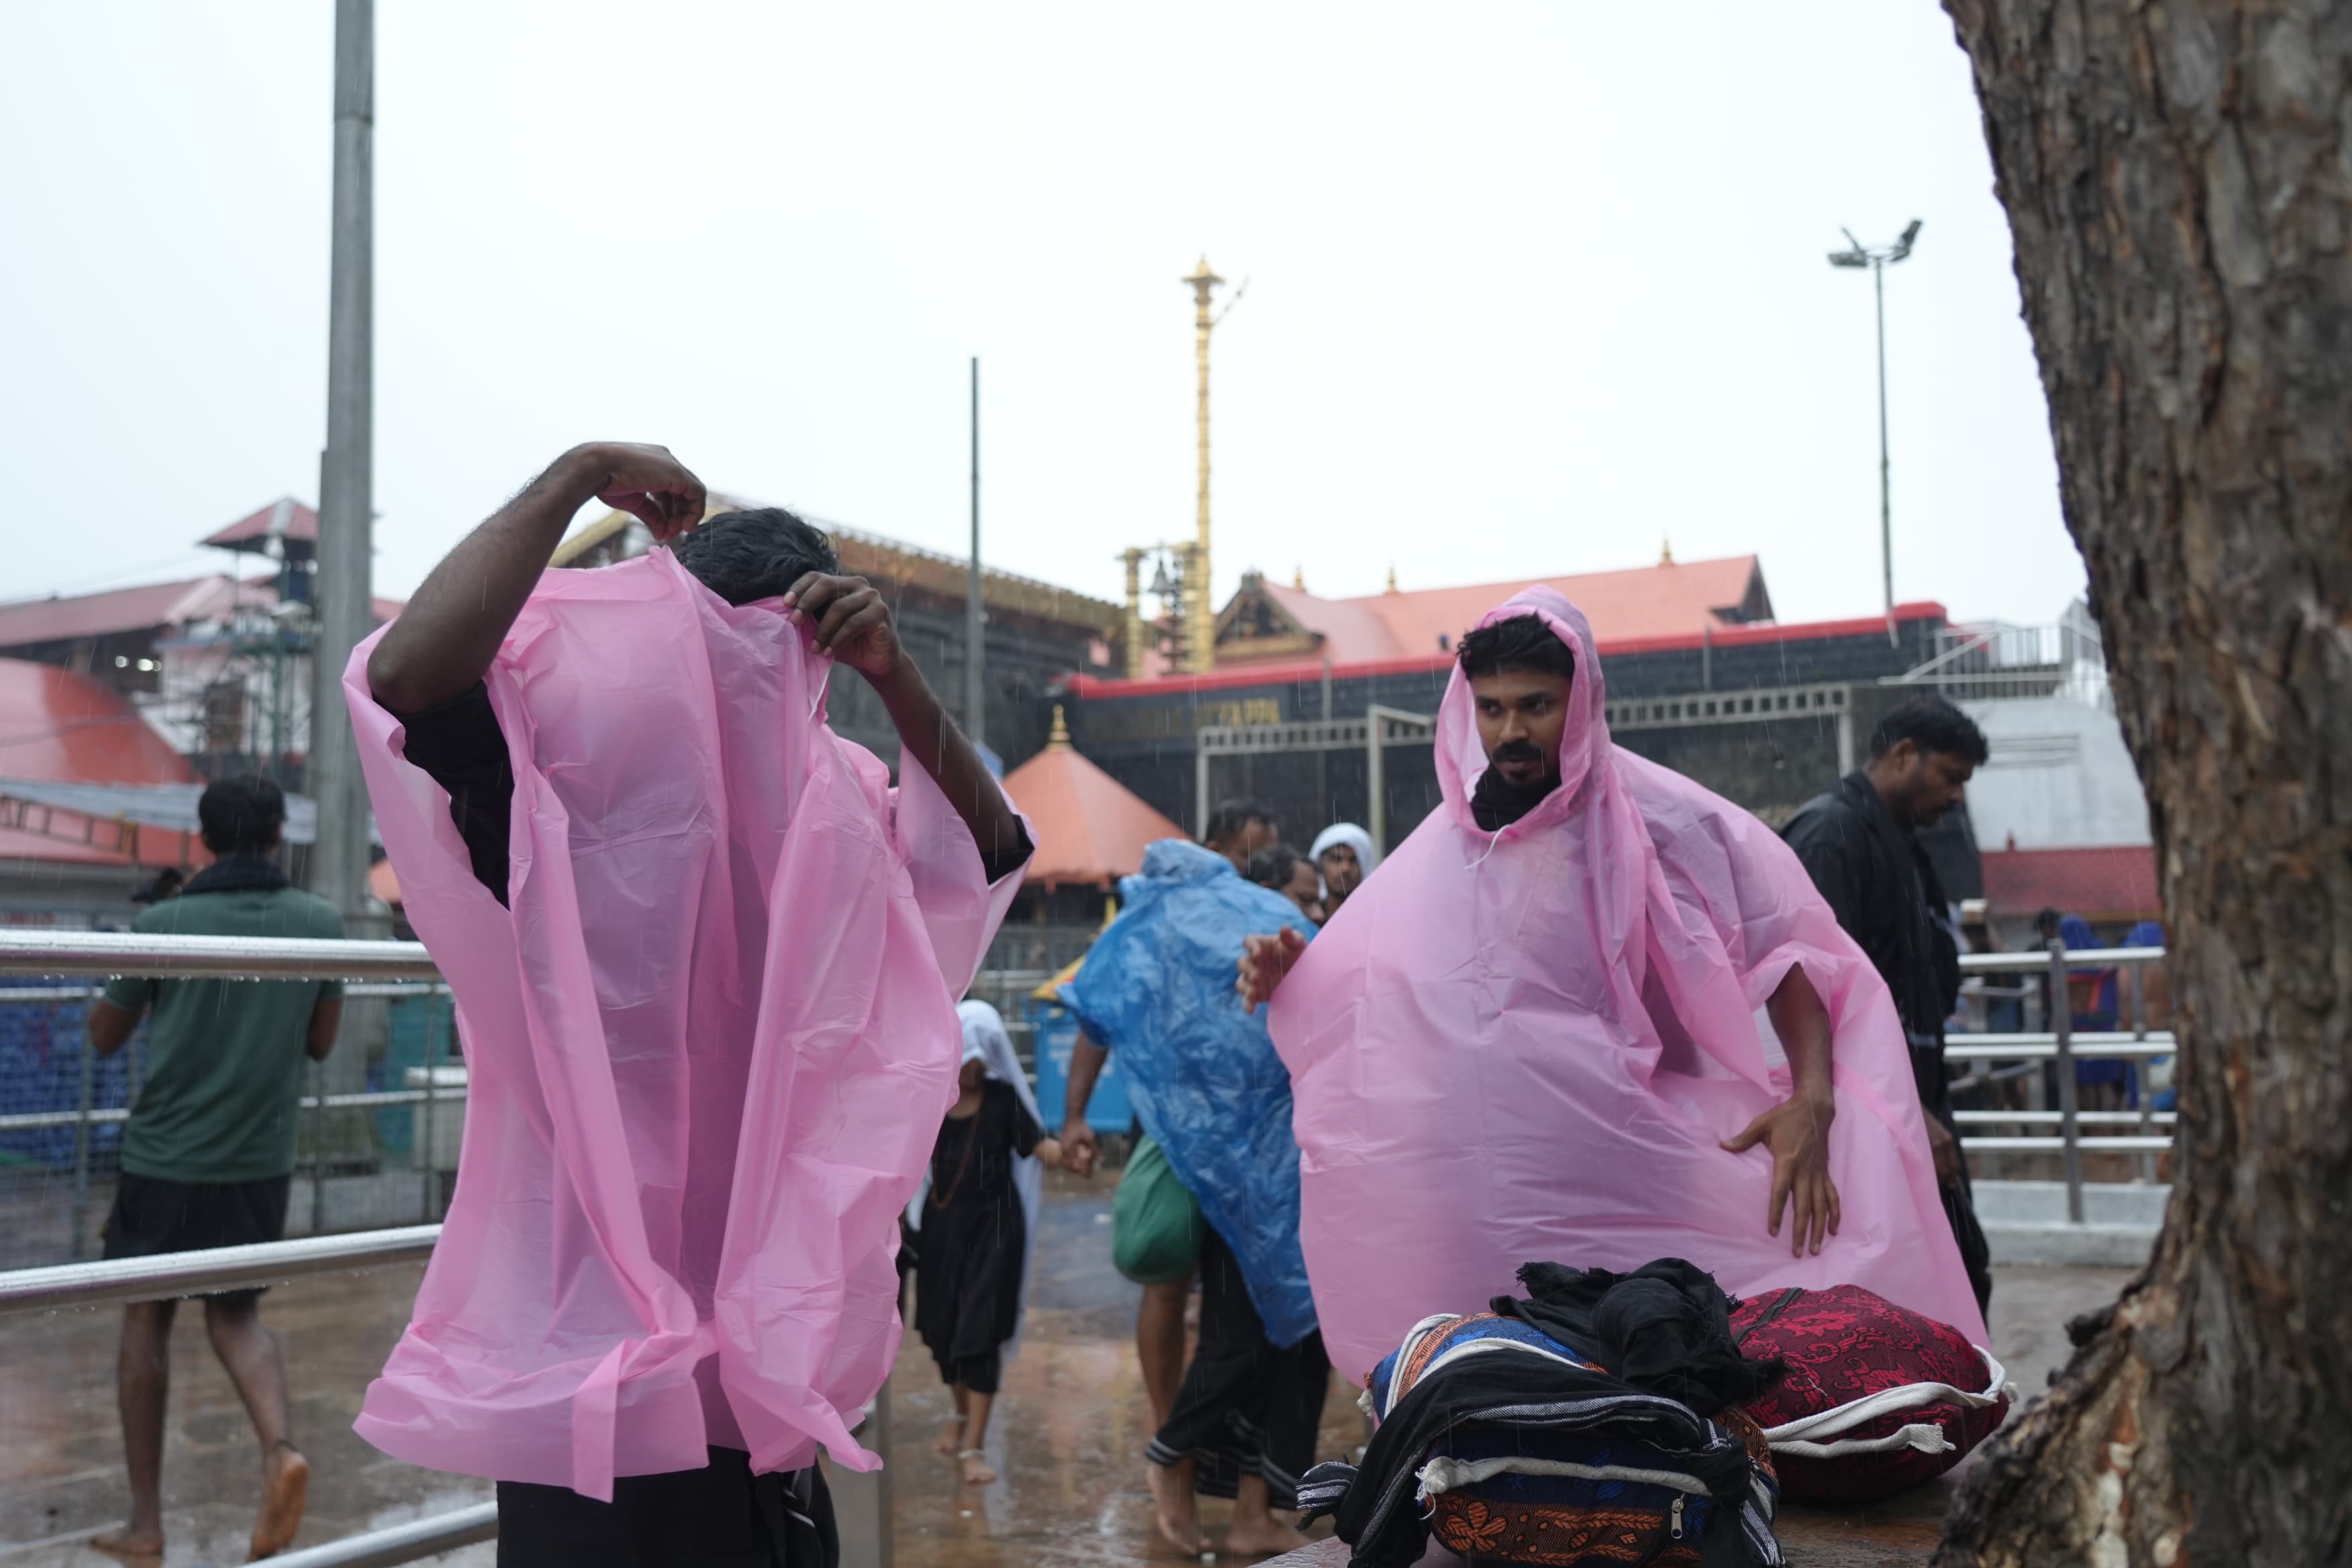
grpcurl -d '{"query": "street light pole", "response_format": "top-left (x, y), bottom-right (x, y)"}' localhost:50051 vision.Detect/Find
top-left (309, 0), bottom-right (386, 1125)
top-left (1873, 256), bottom-right (1892, 647)
top-left (966, 356), bottom-right (985, 749)
top-left (313, 0), bottom-right (376, 927)
top-left (1830, 220), bottom-right (1920, 648)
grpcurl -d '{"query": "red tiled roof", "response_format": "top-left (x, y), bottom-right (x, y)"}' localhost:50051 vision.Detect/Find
top-left (0, 577), bottom-right (271, 650)
top-left (1249, 555), bottom-right (1768, 666)
top-left (1003, 726), bottom-right (1187, 888)
top-left (203, 497), bottom-right (318, 548)
top-left (0, 658), bottom-right (200, 867)
top-left (1981, 846), bottom-right (2161, 923)
top-left (1067, 601), bottom-right (1951, 699)
top-left (0, 575), bottom-right (404, 650)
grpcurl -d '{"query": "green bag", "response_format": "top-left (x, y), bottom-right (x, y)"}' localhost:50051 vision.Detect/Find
top-left (1112, 1132), bottom-right (1205, 1285)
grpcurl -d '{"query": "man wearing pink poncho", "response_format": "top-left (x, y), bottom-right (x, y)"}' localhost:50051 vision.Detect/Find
top-left (1241, 589), bottom-right (1986, 1388)
top-left (348, 444), bottom-right (1030, 1566)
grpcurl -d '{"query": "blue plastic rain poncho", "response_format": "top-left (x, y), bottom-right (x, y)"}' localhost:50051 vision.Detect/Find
top-left (1061, 838), bottom-right (1319, 1346)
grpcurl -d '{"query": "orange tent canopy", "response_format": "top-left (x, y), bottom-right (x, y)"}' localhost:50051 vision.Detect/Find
top-left (1001, 707), bottom-right (1185, 889)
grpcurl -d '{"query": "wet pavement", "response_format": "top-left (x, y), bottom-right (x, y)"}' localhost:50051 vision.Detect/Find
top-left (1, 1170), bottom-right (2127, 1567)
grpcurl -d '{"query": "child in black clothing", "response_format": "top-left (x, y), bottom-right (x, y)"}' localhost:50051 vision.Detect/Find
top-left (914, 1001), bottom-right (1060, 1486)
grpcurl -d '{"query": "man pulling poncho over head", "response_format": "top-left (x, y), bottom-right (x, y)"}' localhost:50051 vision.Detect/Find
top-left (1241, 589), bottom-right (1986, 1387)
top-left (346, 444), bottom-right (1031, 1565)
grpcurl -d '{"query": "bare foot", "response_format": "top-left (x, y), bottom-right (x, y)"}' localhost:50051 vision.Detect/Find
top-left (246, 1443), bottom-right (309, 1560)
top-left (1146, 1459), bottom-right (1206, 1556)
top-left (1220, 1514), bottom-right (1309, 1557)
top-left (90, 1524), bottom-right (164, 1564)
top-left (959, 1449), bottom-right (997, 1486)
top-left (935, 1419), bottom-right (965, 1457)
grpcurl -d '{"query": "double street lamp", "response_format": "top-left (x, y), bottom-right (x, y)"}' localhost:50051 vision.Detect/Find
top-left (1829, 219), bottom-right (1921, 646)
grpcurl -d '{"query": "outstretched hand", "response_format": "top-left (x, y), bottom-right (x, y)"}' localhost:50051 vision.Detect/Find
top-left (1237, 928), bottom-right (1308, 1013)
top-left (1721, 1092), bottom-right (1841, 1257)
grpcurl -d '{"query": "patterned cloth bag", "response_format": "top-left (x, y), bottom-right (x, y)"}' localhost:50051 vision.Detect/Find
top-left (1300, 1312), bottom-right (1782, 1568)
top-left (1728, 1283), bottom-right (2013, 1502)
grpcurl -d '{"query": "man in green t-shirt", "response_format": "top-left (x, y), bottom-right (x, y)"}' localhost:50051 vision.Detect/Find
top-left (85, 775), bottom-right (344, 1564)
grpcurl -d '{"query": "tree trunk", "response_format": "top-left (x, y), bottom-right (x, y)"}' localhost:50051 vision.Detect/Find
top-left (1936, 2), bottom-right (2352, 1563)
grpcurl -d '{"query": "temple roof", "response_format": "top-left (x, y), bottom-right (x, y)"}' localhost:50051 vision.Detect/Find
top-left (1001, 707), bottom-right (1185, 888)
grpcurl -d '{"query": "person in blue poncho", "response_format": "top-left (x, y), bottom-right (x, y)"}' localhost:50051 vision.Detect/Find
top-left (1060, 801), bottom-right (1276, 1432)
top-left (1061, 822), bottom-right (1324, 1558)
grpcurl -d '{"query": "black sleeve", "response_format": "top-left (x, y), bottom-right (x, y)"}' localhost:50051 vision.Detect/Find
top-left (1914, 845), bottom-right (1964, 1016)
top-left (390, 681), bottom-right (513, 907)
top-left (998, 1081), bottom-right (1044, 1158)
top-left (977, 821), bottom-right (1036, 889)
top-left (1782, 805), bottom-right (1869, 939)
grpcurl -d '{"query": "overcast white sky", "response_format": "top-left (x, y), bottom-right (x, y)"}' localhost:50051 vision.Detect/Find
top-left (0, 2), bottom-right (2086, 632)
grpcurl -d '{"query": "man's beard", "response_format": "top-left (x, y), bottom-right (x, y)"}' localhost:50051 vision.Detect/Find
top-left (1471, 746), bottom-right (1561, 831)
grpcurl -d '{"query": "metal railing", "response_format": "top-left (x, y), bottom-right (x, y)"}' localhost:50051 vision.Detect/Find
top-left (0, 929), bottom-right (440, 981)
top-left (1, 936), bottom-right (462, 1266)
top-left (1887, 609), bottom-right (2112, 708)
top-left (1948, 942), bottom-right (2172, 1222)
top-left (0, 928), bottom-right (2172, 1561)
top-left (0, 931), bottom-right (895, 1568)
top-left (0, 1224), bottom-right (441, 1316)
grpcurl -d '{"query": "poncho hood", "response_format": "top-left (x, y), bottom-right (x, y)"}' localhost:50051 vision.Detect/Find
top-left (1269, 585), bottom-right (1986, 1382)
top-left (344, 550), bottom-right (1024, 1499)
top-left (1434, 587), bottom-right (1612, 837)
top-left (1140, 836), bottom-right (1240, 885)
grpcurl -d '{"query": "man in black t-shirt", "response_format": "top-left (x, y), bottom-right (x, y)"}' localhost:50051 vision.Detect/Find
top-left (1783, 695), bottom-right (1994, 1315)
top-left (366, 442), bottom-right (1031, 1568)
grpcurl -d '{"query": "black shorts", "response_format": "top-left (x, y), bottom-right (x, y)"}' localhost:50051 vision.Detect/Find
top-left (103, 1172), bottom-right (292, 1303)
top-left (497, 1449), bottom-right (836, 1568)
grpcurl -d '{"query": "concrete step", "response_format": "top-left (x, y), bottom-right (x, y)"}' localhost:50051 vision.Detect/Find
top-left (1975, 1179), bottom-right (2164, 1266)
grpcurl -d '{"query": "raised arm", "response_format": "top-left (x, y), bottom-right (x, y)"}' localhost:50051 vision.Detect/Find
top-left (782, 572), bottom-right (1028, 873)
top-left (366, 443), bottom-right (706, 713)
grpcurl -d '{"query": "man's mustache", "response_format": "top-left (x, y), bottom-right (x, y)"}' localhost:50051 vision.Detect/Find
top-left (1493, 741), bottom-right (1545, 765)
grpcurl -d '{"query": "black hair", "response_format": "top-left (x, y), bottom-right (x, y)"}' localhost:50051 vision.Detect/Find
top-left (669, 507), bottom-right (841, 606)
top-left (1867, 695), bottom-right (1990, 766)
top-left (1457, 614), bottom-right (1577, 682)
top-left (1244, 843), bottom-right (1310, 892)
top-left (199, 775), bottom-right (286, 856)
top-left (1203, 797), bottom-right (1276, 848)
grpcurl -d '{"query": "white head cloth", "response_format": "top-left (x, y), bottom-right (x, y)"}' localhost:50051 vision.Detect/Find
top-left (1310, 822), bottom-right (1380, 876)
top-left (942, 999), bottom-right (1045, 1364)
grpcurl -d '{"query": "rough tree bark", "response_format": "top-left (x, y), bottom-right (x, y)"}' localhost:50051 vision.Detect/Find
top-left (1936, 2), bottom-right (2352, 1563)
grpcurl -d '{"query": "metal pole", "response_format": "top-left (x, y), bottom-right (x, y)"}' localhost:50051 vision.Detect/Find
top-left (833, 1389), bottom-right (894, 1568)
top-left (2130, 961), bottom-right (2154, 1182)
top-left (1195, 742), bottom-right (1211, 840)
top-left (70, 1009), bottom-right (97, 1262)
top-left (1367, 716), bottom-right (1387, 856)
top-left (309, 1059), bottom-right (328, 1235)
top-left (261, 1502), bottom-right (495, 1568)
top-left (418, 997), bottom-right (438, 1221)
top-left (311, 0), bottom-right (388, 1128)
top-left (2049, 938), bottom-right (2084, 1223)
top-left (965, 356), bottom-right (985, 748)
top-left (1874, 258), bottom-right (1895, 646)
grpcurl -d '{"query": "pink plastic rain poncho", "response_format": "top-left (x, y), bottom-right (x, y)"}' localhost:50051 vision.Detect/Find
top-left (342, 550), bottom-right (1024, 1500)
top-left (1267, 588), bottom-right (1985, 1385)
